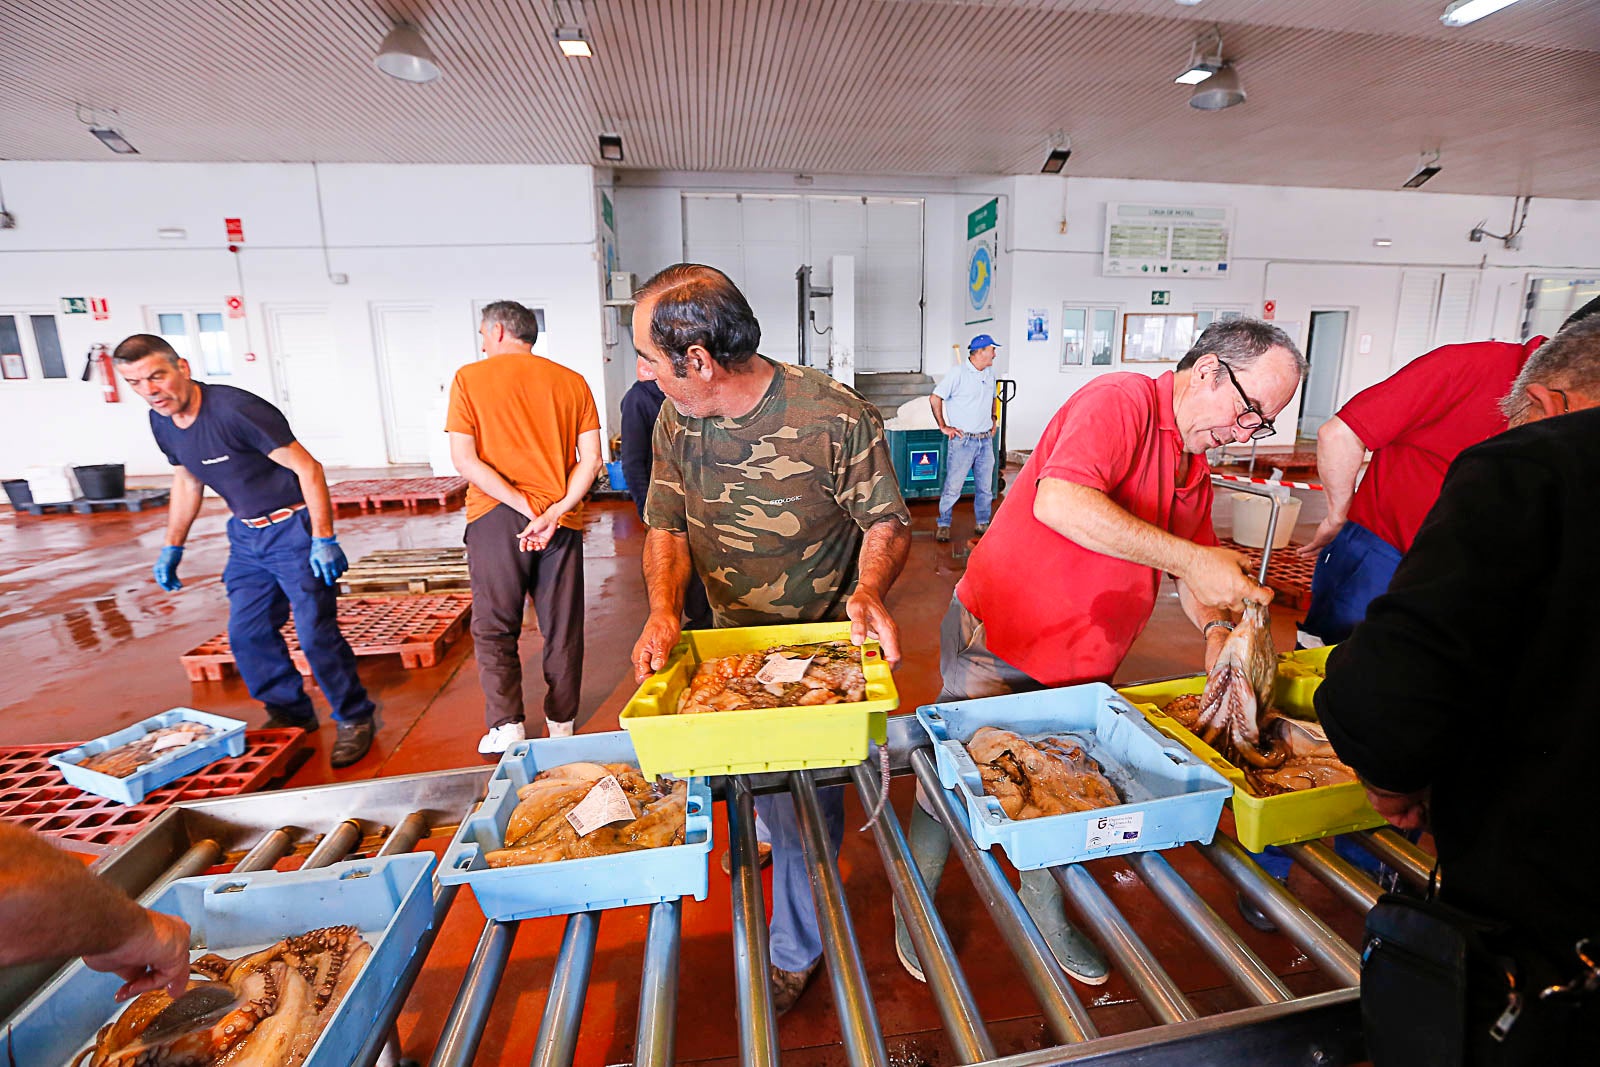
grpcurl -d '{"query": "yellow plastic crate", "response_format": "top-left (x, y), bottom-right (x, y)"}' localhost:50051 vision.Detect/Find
top-left (1115, 652), bottom-right (1382, 852)
top-left (620, 623), bottom-right (896, 780)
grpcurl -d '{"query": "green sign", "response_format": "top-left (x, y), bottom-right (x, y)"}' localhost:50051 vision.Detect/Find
top-left (967, 198), bottom-right (998, 240)
top-left (60, 297), bottom-right (88, 314)
top-left (601, 191), bottom-right (615, 233)
top-left (1151, 290), bottom-right (1171, 306)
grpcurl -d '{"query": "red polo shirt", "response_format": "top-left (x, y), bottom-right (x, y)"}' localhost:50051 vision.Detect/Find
top-left (957, 371), bottom-right (1217, 687)
top-left (1341, 337), bottom-right (1542, 553)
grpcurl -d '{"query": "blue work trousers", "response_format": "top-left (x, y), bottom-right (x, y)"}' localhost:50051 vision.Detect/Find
top-left (938, 433), bottom-right (996, 528)
top-left (1300, 521), bottom-right (1403, 646)
top-left (222, 510), bottom-right (374, 724)
top-left (756, 785), bottom-right (845, 973)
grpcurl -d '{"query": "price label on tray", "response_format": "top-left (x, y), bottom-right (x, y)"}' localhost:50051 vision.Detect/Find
top-left (1085, 811), bottom-right (1144, 850)
top-left (755, 653), bottom-right (814, 685)
top-left (565, 775), bottom-right (637, 837)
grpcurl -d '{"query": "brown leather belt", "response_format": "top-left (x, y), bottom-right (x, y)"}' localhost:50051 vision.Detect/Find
top-left (239, 504), bottom-right (306, 529)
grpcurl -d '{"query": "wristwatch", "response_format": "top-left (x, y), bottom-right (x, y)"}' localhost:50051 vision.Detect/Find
top-left (1203, 619), bottom-right (1236, 639)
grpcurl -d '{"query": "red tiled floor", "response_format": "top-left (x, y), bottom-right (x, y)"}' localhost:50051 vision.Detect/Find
top-left (1, 486), bottom-right (1352, 1064)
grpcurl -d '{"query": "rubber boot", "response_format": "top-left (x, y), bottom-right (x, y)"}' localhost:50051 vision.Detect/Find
top-left (893, 801), bottom-right (952, 982)
top-left (1019, 869), bottom-right (1110, 985)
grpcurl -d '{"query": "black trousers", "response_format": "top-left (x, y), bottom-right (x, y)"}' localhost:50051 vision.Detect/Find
top-left (465, 505), bottom-right (584, 729)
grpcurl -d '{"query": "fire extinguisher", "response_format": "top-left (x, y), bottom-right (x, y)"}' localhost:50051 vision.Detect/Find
top-left (81, 343), bottom-right (120, 402)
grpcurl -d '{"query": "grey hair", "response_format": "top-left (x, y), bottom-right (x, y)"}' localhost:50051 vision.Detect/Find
top-left (1176, 318), bottom-right (1307, 378)
top-left (480, 300), bottom-right (540, 345)
top-left (1500, 316), bottom-right (1600, 420)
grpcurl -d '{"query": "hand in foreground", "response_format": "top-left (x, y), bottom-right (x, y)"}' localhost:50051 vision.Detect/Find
top-left (1364, 784), bottom-right (1430, 833)
top-left (308, 537), bottom-right (348, 586)
top-left (632, 611), bottom-right (682, 683)
top-left (1297, 515), bottom-right (1345, 559)
top-left (81, 909), bottom-right (193, 1002)
top-left (519, 508), bottom-right (564, 553)
top-left (846, 588), bottom-right (901, 667)
top-left (1185, 545), bottom-right (1273, 612)
top-left (152, 546), bottom-right (184, 592)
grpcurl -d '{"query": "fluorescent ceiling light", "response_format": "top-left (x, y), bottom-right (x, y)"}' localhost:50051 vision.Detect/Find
top-left (1175, 27), bottom-right (1223, 84)
top-left (157, 227), bottom-right (187, 239)
top-left (1403, 152), bottom-right (1442, 188)
top-left (1042, 146), bottom-right (1072, 174)
top-left (375, 24), bottom-right (441, 83)
top-left (1174, 66), bottom-right (1217, 85)
top-left (90, 127), bottom-right (138, 154)
top-left (1372, 237), bottom-right (1393, 247)
top-left (598, 134), bottom-right (624, 162)
top-left (1190, 64), bottom-right (1245, 110)
top-left (556, 26), bottom-right (593, 56)
top-left (1440, 0), bottom-right (1526, 27)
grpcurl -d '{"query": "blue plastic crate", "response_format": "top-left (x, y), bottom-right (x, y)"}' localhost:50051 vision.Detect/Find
top-left (440, 730), bottom-right (713, 920)
top-left (4, 852), bottom-right (436, 1066)
top-left (49, 707), bottom-right (248, 805)
top-left (917, 683), bottom-right (1231, 870)
top-left (606, 459), bottom-right (628, 492)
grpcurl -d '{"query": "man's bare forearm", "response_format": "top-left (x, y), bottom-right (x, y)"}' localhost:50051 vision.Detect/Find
top-left (930, 395), bottom-right (950, 433)
top-left (164, 470), bottom-right (204, 547)
top-left (1176, 579), bottom-right (1228, 630)
top-left (643, 528), bottom-right (692, 617)
top-left (1315, 416), bottom-right (1366, 523)
top-left (856, 518), bottom-right (910, 597)
top-left (1034, 478), bottom-right (1199, 576)
top-left (449, 433), bottom-right (533, 518)
top-left (296, 460), bottom-right (334, 538)
top-left (0, 826), bottom-right (147, 967)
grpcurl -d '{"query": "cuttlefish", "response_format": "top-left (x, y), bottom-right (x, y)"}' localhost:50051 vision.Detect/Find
top-left (1195, 600), bottom-right (1286, 769)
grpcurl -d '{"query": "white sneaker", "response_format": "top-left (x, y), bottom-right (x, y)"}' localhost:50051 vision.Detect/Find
top-left (477, 721), bottom-right (526, 755)
top-left (545, 720), bottom-right (575, 738)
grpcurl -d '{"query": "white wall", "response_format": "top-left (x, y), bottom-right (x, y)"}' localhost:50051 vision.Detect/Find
top-left (0, 162), bottom-right (610, 476)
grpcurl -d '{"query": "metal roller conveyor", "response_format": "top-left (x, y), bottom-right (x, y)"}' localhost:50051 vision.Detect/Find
top-left (303, 818), bottom-right (365, 868)
top-left (530, 911), bottom-right (603, 1067)
top-left (1282, 840), bottom-right (1383, 912)
top-left (1356, 827), bottom-right (1434, 890)
top-left (232, 826), bottom-right (298, 873)
top-left (634, 898), bottom-right (683, 1067)
top-left (791, 769), bottom-right (891, 1067)
top-left (728, 775), bottom-right (780, 1067)
top-left (428, 919), bottom-right (520, 1067)
top-left (910, 748), bottom-right (1099, 1045)
top-left (134, 837), bottom-right (222, 903)
top-left (849, 762), bottom-right (996, 1064)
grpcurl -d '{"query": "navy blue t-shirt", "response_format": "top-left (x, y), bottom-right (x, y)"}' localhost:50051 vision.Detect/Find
top-left (150, 383), bottom-right (304, 519)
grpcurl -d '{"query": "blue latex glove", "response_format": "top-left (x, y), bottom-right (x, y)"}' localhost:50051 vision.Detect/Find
top-left (309, 536), bottom-right (348, 586)
top-left (153, 546), bottom-right (184, 591)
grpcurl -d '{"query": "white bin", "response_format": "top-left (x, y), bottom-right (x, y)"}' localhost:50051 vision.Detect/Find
top-left (1230, 492), bottom-right (1301, 550)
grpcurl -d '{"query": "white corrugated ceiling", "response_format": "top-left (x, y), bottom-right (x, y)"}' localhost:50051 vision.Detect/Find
top-left (3, 0), bottom-right (1599, 197)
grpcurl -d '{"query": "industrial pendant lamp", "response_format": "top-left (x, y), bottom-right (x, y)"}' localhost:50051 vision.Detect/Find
top-left (375, 24), bottom-right (442, 83)
top-left (1189, 63), bottom-right (1245, 110)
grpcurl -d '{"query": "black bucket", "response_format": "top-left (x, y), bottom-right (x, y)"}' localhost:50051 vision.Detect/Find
top-left (2, 479), bottom-right (33, 508)
top-left (73, 464), bottom-right (125, 500)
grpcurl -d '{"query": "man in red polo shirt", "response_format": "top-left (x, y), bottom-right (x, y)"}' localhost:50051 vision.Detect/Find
top-left (893, 319), bottom-right (1305, 986)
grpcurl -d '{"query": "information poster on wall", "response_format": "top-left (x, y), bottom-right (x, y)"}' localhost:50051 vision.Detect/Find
top-left (1026, 308), bottom-right (1048, 341)
top-left (965, 198), bottom-right (999, 326)
top-left (1103, 203), bottom-right (1232, 278)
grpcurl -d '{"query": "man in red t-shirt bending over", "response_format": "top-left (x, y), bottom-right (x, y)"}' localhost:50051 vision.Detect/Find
top-left (893, 319), bottom-right (1306, 987)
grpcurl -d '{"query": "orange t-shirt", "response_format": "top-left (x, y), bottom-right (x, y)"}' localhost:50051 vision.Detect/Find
top-left (445, 353), bottom-right (601, 527)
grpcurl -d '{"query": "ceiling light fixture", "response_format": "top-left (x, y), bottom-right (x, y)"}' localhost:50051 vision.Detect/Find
top-left (91, 127), bottom-right (139, 154)
top-left (555, 26), bottom-right (593, 56)
top-left (1440, 0), bottom-right (1526, 27)
top-left (1373, 238), bottom-right (1394, 247)
top-left (375, 24), bottom-right (441, 83)
top-left (1403, 150), bottom-right (1442, 188)
top-left (1175, 27), bottom-right (1224, 84)
top-left (598, 133), bottom-right (624, 162)
top-left (1189, 63), bottom-right (1245, 110)
top-left (1041, 134), bottom-right (1072, 174)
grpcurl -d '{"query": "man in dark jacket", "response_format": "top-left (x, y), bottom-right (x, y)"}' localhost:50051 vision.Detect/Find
top-left (1316, 316), bottom-right (1600, 1065)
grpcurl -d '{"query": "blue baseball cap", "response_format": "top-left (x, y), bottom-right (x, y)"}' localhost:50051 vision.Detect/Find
top-left (969, 333), bottom-right (1002, 351)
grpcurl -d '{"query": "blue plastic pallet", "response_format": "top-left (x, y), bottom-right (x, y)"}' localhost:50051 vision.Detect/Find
top-left (4, 852), bottom-right (436, 1066)
top-left (441, 731), bottom-right (712, 921)
top-left (917, 682), bottom-right (1231, 870)
top-left (49, 708), bottom-right (248, 805)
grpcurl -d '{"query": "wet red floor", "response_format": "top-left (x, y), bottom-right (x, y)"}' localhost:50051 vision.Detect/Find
top-left (1, 489), bottom-right (1363, 1065)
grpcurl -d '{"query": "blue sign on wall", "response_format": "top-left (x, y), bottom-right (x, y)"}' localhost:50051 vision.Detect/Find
top-left (910, 449), bottom-right (941, 482)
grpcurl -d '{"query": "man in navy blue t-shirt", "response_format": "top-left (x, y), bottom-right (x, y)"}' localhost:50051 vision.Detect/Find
top-left (113, 334), bottom-right (375, 767)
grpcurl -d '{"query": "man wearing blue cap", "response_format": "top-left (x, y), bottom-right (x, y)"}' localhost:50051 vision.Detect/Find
top-left (930, 334), bottom-right (1000, 542)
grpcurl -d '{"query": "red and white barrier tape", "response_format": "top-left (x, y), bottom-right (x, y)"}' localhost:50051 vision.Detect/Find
top-left (1213, 472), bottom-right (1324, 492)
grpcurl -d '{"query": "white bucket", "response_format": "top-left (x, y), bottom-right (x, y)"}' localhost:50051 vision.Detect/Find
top-left (1230, 493), bottom-right (1301, 550)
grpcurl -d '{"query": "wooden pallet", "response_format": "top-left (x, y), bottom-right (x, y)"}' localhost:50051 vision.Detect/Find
top-left (339, 547), bottom-right (470, 595)
top-left (1220, 537), bottom-right (1317, 610)
top-left (329, 477), bottom-right (467, 512)
top-left (180, 593), bottom-right (473, 680)
top-left (15, 489), bottom-right (171, 516)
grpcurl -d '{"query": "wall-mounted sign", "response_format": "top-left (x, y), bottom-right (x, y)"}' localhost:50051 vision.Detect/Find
top-left (1103, 203), bottom-right (1232, 278)
top-left (965, 198), bottom-right (999, 326)
top-left (1026, 308), bottom-right (1049, 341)
top-left (60, 297), bottom-right (88, 314)
top-left (225, 217), bottom-right (245, 242)
top-left (89, 298), bottom-right (110, 321)
top-left (1263, 299), bottom-right (1277, 321)
top-left (226, 295), bottom-right (245, 319)
top-left (1151, 290), bottom-right (1171, 306)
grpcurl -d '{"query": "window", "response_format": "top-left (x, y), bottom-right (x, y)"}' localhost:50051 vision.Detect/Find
top-left (0, 312), bottom-right (68, 380)
top-left (1194, 306), bottom-right (1246, 332)
top-left (1524, 277), bottom-right (1599, 339)
top-left (152, 310), bottom-right (233, 375)
top-left (1060, 305), bottom-right (1118, 369)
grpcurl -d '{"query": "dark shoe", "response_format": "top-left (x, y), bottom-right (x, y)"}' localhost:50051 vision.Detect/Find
top-left (935, 526), bottom-right (951, 543)
top-left (770, 960), bottom-right (819, 1015)
top-left (330, 719), bottom-right (374, 768)
top-left (720, 841), bottom-right (773, 876)
top-left (1236, 891), bottom-right (1278, 933)
top-left (263, 713), bottom-right (317, 732)
top-left (974, 523), bottom-right (988, 536)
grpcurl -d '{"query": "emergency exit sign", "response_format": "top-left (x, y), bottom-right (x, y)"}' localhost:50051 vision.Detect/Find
top-left (60, 297), bottom-right (88, 314)
top-left (1151, 290), bottom-right (1171, 305)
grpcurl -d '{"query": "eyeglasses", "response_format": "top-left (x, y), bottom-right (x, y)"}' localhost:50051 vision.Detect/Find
top-left (1218, 360), bottom-right (1276, 440)
top-left (1551, 388), bottom-right (1571, 413)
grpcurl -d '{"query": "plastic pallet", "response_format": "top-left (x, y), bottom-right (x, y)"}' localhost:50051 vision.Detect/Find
top-left (328, 477), bottom-right (467, 512)
top-left (15, 489), bottom-right (170, 516)
top-left (1220, 537), bottom-right (1316, 609)
top-left (0, 729), bottom-right (305, 853)
top-left (180, 593), bottom-right (473, 680)
top-left (340, 547), bottom-right (471, 595)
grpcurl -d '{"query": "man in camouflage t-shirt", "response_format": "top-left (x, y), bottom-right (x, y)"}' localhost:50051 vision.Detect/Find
top-left (630, 264), bottom-right (911, 1015)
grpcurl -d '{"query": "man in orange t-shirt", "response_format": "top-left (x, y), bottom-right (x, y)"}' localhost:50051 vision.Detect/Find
top-left (447, 301), bottom-right (602, 754)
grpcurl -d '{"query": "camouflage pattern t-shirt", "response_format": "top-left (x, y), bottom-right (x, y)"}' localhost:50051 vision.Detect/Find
top-left (646, 360), bottom-right (911, 626)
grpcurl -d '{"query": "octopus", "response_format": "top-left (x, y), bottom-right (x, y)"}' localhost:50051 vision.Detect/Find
top-left (676, 641), bottom-right (867, 714)
top-left (965, 727), bottom-right (1121, 820)
top-left (78, 723), bottom-right (216, 778)
top-left (75, 925), bottom-right (370, 1066)
top-left (485, 760), bottom-right (688, 868)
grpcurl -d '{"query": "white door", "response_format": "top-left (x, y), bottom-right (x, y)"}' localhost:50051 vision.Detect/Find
top-left (1299, 310), bottom-right (1350, 438)
top-left (264, 306), bottom-right (347, 463)
top-left (372, 303), bottom-right (442, 464)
